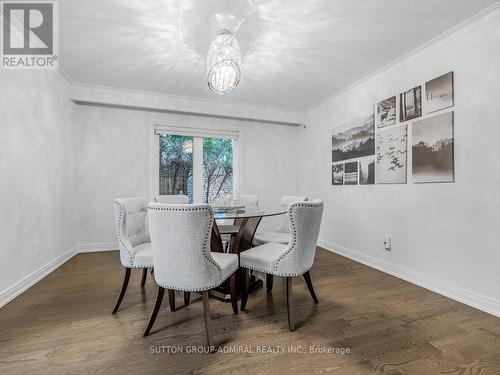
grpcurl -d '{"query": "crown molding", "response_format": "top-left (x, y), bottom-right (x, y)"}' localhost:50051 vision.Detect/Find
top-left (306, 2), bottom-right (500, 113)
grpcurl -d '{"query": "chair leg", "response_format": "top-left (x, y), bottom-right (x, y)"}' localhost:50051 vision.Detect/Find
top-left (229, 273), bottom-right (238, 315)
top-left (112, 268), bottom-right (131, 314)
top-left (241, 269), bottom-right (250, 311)
top-left (141, 268), bottom-right (148, 287)
top-left (143, 286), bottom-right (165, 337)
top-left (168, 289), bottom-right (176, 312)
top-left (286, 277), bottom-right (295, 331)
top-left (202, 291), bottom-right (214, 348)
top-left (303, 271), bottom-right (319, 304)
top-left (184, 292), bottom-right (190, 306)
top-left (266, 274), bottom-right (274, 292)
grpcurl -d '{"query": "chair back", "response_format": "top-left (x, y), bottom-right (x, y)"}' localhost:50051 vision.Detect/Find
top-left (155, 195), bottom-right (189, 204)
top-left (148, 203), bottom-right (222, 291)
top-left (113, 198), bottom-right (150, 267)
top-left (274, 199), bottom-right (323, 276)
top-left (276, 195), bottom-right (309, 233)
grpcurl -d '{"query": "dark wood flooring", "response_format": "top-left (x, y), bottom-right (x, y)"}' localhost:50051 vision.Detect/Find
top-left (1, 249), bottom-right (499, 374)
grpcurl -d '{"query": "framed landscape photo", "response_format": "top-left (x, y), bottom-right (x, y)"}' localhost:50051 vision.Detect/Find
top-left (344, 162), bottom-right (358, 185)
top-left (426, 72), bottom-right (454, 114)
top-left (359, 158), bottom-right (375, 185)
top-left (376, 96), bottom-right (397, 128)
top-left (400, 86), bottom-right (422, 122)
top-left (412, 111), bottom-right (454, 183)
top-left (332, 107), bottom-right (375, 163)
top-left (332, 164), bottom-right (344, 185)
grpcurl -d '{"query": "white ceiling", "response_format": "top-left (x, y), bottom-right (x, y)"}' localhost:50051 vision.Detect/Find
top-left (60, 0), bottom-right (498, 111)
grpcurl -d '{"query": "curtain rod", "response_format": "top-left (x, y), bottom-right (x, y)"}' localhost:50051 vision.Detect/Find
top-left (72, 100), bottom-right (304, 127)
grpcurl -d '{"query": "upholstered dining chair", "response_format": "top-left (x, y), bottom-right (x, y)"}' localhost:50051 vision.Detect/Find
top-left (252, 195), bottom-right (308, 291)
top-left (144, 203), bottom-right (239, 347)
top-left (154, 194), bottom-right (189, 204)
top-left (240, 199), bottom-right (323, 331)
top-left (112, 198), bottom-right (153, 314)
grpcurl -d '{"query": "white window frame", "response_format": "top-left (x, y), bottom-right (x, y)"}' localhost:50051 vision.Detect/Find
top-left (148, 120), bottom-right (241, 203)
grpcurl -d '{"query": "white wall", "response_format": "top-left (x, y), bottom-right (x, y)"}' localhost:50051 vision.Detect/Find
top-left (0, 70), bottom-right (75, 301)
top-left (72, 105), bottom-right (300, 246)
top-left (299, 13), bottom-right (500, 315)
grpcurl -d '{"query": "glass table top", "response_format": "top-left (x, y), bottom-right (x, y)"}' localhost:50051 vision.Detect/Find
top-left (213, 207), bottom-right (286, 220)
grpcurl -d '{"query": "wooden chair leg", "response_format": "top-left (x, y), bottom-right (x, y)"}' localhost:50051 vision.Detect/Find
top-left (184, 292), bottom-right (190, 306)
top-left (143, 286), bottom-right (165, 337)
top-left (112, 268), bottom-right (131, 314)
top-left (202, 291), bottom-right (214, 348)
top-left (229, 273), bottom-right (238, 315)
top-left (286, 277), bottom-right (295, 331)
top-left (141, 268), bottom-right (147, 287)
top-left (266, 274), bottom-right (274, 292)
top-left (241, 269), bottom-right (250, 311)
top-left (168, 289), bottom-right (176, 312)
top-left (303, 271), bottom-right (319, 303)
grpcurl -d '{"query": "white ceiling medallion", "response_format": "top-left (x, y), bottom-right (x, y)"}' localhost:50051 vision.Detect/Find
top-left (207, 30), bottom-right (242, 95)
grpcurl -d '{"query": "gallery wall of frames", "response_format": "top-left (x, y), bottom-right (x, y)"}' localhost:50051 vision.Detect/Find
top-left (331, 72), bottom-right (454, 185)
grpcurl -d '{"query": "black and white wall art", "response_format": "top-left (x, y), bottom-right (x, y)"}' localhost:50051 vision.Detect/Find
top-left (332, 164), bottom-right (344, 185)
top-left (400, 86), bottom-right (422, 122)
top-left (332, 107), bottom-right (375, 162)
top-left (376, 96), bottom-right (396, 128)
top-left (376, 125), bottom-right (407, 184)
top-left (359, 158), bottom-right (375, 185)
top-left (425, 72), bottom-right (454, 114)
top-left (412, 111), bottom-right (454, 183)
top-left (344, 162), bottom-right (358, 185)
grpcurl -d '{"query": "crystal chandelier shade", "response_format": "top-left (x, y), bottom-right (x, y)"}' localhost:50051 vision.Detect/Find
top-left (207, 30), bottom-right (241, 95)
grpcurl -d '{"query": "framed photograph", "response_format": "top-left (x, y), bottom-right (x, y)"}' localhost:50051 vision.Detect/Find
top-left (426, 72), bottom-right (454, 114)
top-left (376, 125), bottom-right (407, 184)
top-left (332, 107), bottom-right (375, 163)
top-left (412, 111), bottom-right (454, 183)
top-left (359, 158), bottom-right (375, 185)
top-left (344, 162), bottom-right (358, 185)
top-left (400, 86), bottom-right (422, 122)
top-left (332, 164), bottom-right (344, 185)
top-left (376, 96), bottom-right (397, 128)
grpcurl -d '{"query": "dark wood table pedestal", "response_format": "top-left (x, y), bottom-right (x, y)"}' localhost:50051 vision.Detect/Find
top-left (209, 217), bottom-right (263, 302)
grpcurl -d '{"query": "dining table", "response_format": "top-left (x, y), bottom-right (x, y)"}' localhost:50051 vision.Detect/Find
top-left (208, 206), bottom-right (286, 302)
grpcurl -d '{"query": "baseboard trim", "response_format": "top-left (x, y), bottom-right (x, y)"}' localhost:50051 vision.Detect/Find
top-left (0, 242), bottom-right (120, 309)
top-left (75, 242), bottom-right (118, 253)
top-left (318, 239), bottom-right (500, 318)
top-left (0, 246), bottom-right (78, 309)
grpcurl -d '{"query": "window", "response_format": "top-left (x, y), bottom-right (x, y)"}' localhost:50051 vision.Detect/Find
top-left (202, 137), bottom-right (233, 203)
top-left (151, 124), bottom-right (239, 204)
top-left (159, 135), bottom-right (194, 201)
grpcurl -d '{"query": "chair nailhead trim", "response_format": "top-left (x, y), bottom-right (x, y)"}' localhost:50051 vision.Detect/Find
top-left (114, 201), bottom-right (134, 266)
top-left (273, 201), bottom-right (323, 274)
top-left (148, 206), bottom-right (223, 286)
top-left (240, 263), bottom-right (310, 278)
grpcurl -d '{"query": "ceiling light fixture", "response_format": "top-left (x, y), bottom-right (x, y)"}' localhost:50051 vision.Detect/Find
top-left (207, 30), bottom-right (241, 95)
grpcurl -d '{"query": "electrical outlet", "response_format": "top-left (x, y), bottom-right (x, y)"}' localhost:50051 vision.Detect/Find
top-left (384, 235), bottom-right (391, 251)
top-left (35, 241), bottom-right (41, 255)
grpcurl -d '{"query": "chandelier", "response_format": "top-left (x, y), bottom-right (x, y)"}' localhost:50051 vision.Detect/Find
top-left (207, 30), bottom-right (241, 95)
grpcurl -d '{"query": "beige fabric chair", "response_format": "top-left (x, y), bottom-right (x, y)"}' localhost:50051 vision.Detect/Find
top-left (144, 203), bottom-right (239, 347)
top-left (154, 194), bottom-right (189, 204)
top-left (252, 196), bottom-right (308, 246)
top-left (240, 200), bottom-right (324, 331)
top-left (112, 198), bottom-right (153, 314)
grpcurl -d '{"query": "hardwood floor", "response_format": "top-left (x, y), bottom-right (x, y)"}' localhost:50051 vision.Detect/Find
top-left (1, 249), bottom-right (499, 374)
